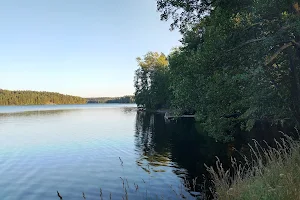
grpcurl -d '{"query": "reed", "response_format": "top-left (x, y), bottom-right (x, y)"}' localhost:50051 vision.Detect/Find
top-left (206, 133), bottom-right (300, 200)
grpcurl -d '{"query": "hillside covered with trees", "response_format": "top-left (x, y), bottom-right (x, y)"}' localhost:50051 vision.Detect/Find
top-left (86, 96), bottom-right (135, 103)
top-left (134, 0), bottom-right (300, 141)
top-left (0, 89), bottom-right (86, 105)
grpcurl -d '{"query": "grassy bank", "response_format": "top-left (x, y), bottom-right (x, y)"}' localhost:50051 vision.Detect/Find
top-left (207, 133), bottom-right (300, 200)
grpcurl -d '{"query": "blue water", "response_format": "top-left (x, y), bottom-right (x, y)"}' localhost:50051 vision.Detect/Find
top-left (0, 104), bottom-right (198, 200)
top-left (0, 103), bottom-right (136, 113)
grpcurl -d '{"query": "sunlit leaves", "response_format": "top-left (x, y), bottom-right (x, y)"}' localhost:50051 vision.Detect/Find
top-left (134, 52), bottom-right (170, 109)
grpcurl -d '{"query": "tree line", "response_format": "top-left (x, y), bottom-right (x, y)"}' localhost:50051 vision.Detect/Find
top-left (86, 96), bottom-right (135, 103)
top-left (0, 89), bottom-right (86, 105)
top-left (134, 0), bottom-right (300, 141)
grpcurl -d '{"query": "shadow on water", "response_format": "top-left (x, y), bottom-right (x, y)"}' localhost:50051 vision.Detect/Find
top-left (134, 111), bottom-right (297, 197)
top-left (134, 111), bottom-right (230, 197)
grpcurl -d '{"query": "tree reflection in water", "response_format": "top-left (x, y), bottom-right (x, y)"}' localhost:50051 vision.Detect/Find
top-left (134, 111), bottom-right (230, 196)
top-left (134, 111), bottom-right (296, 197)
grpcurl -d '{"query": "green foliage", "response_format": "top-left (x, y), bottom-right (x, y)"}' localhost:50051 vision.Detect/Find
top-left (0, 89), bottom-right (86, 105)
top-left (153, 0), bottom-right (300, 141)
top-left (134, 52), bottom-right (170, 109)
top-left (86, 96), bottom-right (135, 103)
top-left (106, 96), bottom-right (135, 103)
top-left (157, 0), bottom-right (252, 33)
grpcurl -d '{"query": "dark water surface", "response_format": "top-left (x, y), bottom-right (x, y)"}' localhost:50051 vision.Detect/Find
top-left (0, 104), bottom-right (273, 199)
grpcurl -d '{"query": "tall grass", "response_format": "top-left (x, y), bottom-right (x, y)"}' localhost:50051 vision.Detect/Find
top-left (206, 133), bottom-right (300, 200)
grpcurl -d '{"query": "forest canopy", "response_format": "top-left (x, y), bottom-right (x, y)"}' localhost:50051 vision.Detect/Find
top-left (134, 0), bottom-right (300, 141)
top-left (0, 89), bottom-right (135, 105)
top-left (0, 89), bottom-right (86, 105)
top-left (86, 96), bottom-right (135, 103)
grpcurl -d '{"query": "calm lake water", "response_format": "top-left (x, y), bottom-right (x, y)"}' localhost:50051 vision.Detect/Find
top-left (0, 104), bottom-right (260, 200)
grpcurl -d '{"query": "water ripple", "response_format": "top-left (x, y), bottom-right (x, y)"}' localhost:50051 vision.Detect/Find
top-left (0, 105), bottom-right (206, 200)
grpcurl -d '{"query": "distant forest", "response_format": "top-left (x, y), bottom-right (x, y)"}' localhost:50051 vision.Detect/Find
top-left (0, 89), bottom-right (86, 105)
top-left (0, 89), bottom-right (135, 105)
top-left (86, 96), bottom-right (135, 104)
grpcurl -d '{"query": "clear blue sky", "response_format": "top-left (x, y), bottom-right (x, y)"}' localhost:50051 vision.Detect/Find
top-left (0, 0), bottom-right (181, 97)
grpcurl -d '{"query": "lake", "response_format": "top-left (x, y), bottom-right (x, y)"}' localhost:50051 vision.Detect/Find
top-left (0, 104), bottom-right (244, 200)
